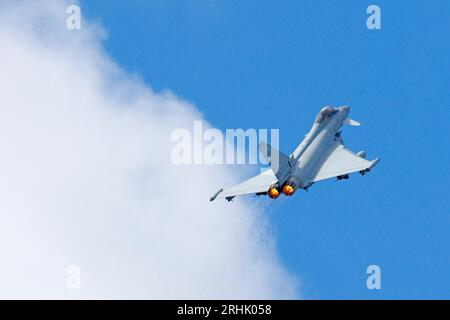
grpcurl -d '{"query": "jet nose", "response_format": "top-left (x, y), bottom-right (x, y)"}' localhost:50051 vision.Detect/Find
top-left (340, 106), bottom-right (350, 116)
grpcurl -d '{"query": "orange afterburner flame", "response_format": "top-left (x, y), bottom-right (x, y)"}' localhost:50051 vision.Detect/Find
top-left (282, 184), bottom-right (295, 196)
top-left (268, 187), bottom-right (280, 199)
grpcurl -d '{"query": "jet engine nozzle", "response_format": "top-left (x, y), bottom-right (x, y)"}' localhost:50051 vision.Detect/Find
top-left (282, 179), bottom-right (298, 196)
top-left (282, 185), bottom-right (295, 196)
top-left (267, 186), bottom-right (280, 199)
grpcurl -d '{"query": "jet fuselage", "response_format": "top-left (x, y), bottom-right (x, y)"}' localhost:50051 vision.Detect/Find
top-left (287, 106), bottom-right (350, 190)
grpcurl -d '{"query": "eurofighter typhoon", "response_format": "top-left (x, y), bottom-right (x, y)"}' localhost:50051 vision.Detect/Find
top-left (210, 106), bottom-right (380, 202)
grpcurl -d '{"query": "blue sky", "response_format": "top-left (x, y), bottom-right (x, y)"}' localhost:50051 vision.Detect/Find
top-left (81, 0), bottom-right (450, 299)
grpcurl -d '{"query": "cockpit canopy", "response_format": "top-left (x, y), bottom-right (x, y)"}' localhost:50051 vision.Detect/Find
top-left (315, 106), bottom-right (337, 124)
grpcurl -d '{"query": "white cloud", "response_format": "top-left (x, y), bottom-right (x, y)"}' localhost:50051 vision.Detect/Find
top-left (0, 0), bottom-right (298, 299)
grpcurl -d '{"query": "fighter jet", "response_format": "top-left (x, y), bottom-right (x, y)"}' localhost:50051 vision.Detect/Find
top-left (210, 106), bottom-right (379, 201)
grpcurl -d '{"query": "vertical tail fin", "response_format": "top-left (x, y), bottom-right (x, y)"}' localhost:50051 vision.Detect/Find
top-left (259, 142), bottom-right (293, 179)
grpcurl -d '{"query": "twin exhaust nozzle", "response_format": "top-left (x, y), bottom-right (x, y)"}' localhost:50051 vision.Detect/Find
top-left (268, 179), bottom-right (297, 199)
